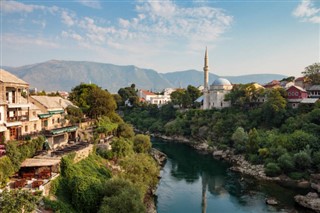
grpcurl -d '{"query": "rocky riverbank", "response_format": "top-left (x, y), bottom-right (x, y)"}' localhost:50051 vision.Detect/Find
top-left (146, 148), bottom-right (167, 213)
top-left (152, 133), bottom-right (320, 212)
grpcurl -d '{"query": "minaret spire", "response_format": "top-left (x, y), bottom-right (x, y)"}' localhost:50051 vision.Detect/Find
top-left (203, 47), bottom-right (210, 110)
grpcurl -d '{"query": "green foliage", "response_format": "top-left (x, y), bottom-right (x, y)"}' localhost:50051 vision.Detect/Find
top-left (4, 136), bottom-right (45, 178)
top-left (277, 153), bottom-right (294, 173)
top-left (133, 134), bottom-right (151, 153)
top-left (0, 156), bottom-right (14, 186)
top-left (69, 83), bottom-right (116, 118)
top-left (247, 128), bottom-right (259, 154)
top-left (265, 163), bottom-right (281, 177)
top-left (71, 175), bottom-right (104, 212)
top-left (302, 62), bottom-right (320, 85)
top-left (96, 146), bottom-right (114, 160)
top-left (66, 105), bottom-right (84, 124)
top-left (288, 172), bottom-right (309, 180)
top-left (99, 179), bottom-right (145, 213)
top-left (111, 137), bottom-right (133, 159)
top-left (117, 84), bottom-right (138, 107)
top-left (0, 189), bottom-right (40, 213)
top-left (43, 197), bottom-right (76, 213)
top-left (293, 151), bottom-right (312, 171)
top-left (96, 116), bottom-right (118, 135)
top-left (231, 127), bottom-right (248, 153)
top-left (120, 153), bottom-right (159, 195)
top-left (170, 85), bottom-right (201, 108)
top-left (117, 123), bottom-right (135, 138)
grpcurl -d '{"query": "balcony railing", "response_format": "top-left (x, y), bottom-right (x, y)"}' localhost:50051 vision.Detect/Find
top-left (7, 115), bottom-right (28, 122)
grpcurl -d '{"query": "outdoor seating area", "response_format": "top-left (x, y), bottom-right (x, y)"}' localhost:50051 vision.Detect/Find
top-left (51, 142), bottom-right (89, 157)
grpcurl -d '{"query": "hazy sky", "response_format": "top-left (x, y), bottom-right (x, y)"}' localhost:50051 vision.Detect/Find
top-left (1, 0), bottom-right (319, 77)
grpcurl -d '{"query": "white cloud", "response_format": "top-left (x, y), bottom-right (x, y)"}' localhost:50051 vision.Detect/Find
top-left (61, 31), bottom-right (83, 41)
top-left (1, 1), bottom-right (45, 13)
top-left (293, 0), bottom-right (320, 23)
top-left (61, 11), bottom-right (75, 26)
top-left (3, 34), bottom-right (60, 48)
top-left (76, 0), bottom-right (101, 9)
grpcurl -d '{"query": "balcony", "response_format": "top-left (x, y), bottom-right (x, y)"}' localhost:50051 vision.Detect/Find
top-left (7, 115), bottom-right (28, 122)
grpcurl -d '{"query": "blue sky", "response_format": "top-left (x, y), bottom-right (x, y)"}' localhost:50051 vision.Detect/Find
top-left (1, 0), bottom-right (319, 77)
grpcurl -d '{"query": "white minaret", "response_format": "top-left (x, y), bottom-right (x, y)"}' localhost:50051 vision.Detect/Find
top-left (203, 47), bottom-right (210, 109)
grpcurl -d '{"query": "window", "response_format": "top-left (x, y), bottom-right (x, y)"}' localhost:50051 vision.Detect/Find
top-left (0, 113), bottom-right (1, 121)
top-left (52, 118), bottom-right (55, 124)
top-left (44, 120), bottom-right (48, 127)
top-left (295, 92), bottom-right (299, 96)
top-left (33, 111), bottom-right (36, 116)
top-left (34, 124), bottom-right (37, 130)
top-left (25, 125), bottom-right (28, 133)
top-left (57, 118), bottom-right (60, 123)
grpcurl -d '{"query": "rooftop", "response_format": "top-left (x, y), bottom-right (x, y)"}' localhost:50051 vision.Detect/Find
top-left (31, 96), bottom-right (75, 110)
top-left (0, 69), bottom-right (29, 85)
top-left (211, 78), bottom-right (231, 86)
top-left (20, 158), bottom-right (60, 167)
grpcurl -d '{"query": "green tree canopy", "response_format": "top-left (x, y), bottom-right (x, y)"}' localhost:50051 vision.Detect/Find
top-left (69, 83), bottom-right (116, 118)
top-left (302, 62), bottom-right (320, 85)
top-left (133, 134), bottom-right (152, 153)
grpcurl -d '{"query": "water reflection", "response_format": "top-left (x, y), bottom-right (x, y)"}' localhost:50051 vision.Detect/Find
top-left (153, 139), bottom-right (312, 213)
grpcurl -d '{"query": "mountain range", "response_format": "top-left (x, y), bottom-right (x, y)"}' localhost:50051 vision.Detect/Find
top-left (3, 60), bottom-right (287, 93)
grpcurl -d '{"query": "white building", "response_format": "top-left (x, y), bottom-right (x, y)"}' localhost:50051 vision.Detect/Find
top-left (202, 48), bottom-right (233, 109)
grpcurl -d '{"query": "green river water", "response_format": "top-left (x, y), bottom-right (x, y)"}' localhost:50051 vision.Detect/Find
top-left (153, 139), bottom-right (313, 213)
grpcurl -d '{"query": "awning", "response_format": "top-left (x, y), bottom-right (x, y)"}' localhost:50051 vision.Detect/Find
top-left (49, 110), bottom-right (64, 114)
top-left (49, 126), bottom-right (78, 135)
top-left (0, 125), bottom-right (7, 132)
top-left (38, 113), bottom-right (52, 119)
top-left (21, 158), bottom-right (60, 167)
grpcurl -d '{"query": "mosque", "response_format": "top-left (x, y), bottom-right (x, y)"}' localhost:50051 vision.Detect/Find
top-left (202, 48), bottom-right (233, 109)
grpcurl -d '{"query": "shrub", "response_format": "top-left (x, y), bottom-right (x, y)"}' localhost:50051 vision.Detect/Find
top-left (288, 172), bottom-right (309, 180)
top-left (293, 151), bottom-right (311, 171)
top-left (133, 134), bottom-right (151, 153)
top-left (277, 153), bottom-right (294, 173)
top-left (265, 162), bottom-right (281, 177)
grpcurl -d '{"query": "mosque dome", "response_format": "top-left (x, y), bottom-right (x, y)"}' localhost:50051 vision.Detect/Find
top-left (212, 78), bottom-right (231, 86)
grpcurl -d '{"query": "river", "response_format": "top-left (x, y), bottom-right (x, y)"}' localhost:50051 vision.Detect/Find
top-left (152, 139), bottom-right (313, 213)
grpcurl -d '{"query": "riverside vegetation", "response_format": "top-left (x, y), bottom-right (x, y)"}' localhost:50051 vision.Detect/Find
top-left (122, 84), bottom-right (320, 180)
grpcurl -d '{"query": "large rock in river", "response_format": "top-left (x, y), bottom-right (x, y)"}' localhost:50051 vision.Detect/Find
top-left (294, 192), bottom-right (320, 213)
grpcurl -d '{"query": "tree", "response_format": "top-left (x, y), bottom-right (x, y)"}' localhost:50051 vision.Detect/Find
top-left (246, 128), bottom-right (259, 154)
top-left (0, 189), bottom-right (40, 213)
top-left (117, 84), bottom-right (138, 107)
top-left (87, 86), bottom-right (116, 119)
top-left (99, 179), bottom-right (145, 213)
top-left (120, 153), bottom-right (159, 195)
top-left (187, 85), bottom-right (201, 107)
top-left (231, 127), bottom-right (248, 153)
top-left (302, 62), bottom-right (320, 85)
top-left (111, 137), bottom-right (133, 159)
top-left (66, 106), bottom-right (84, 124)
top-left (69, 83), bottom-right (116, 119)
top-left (96, 116), bottom-right (118, 135)
top-left (262, 89), bottom-right (287, 126)
top-left (70, 176), bottom-right (104, 213)
top-left (170, 89), bottom-right (186, 108)
top-left (294, 151), bottom-right (312, 171)
top-left (117, 123), bottom-right (135, 138)
top-left (133, 134), bottom-right (151, 153)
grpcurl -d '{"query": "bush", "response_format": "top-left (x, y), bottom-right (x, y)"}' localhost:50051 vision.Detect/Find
top-left (96, 147), bottom-right (113, 160)
top-left (265, 163), bottom-right (281, 177)
top-left (288, 172), bottom-right (309, 180)
top-left (133, 134), bottom-right (151, 153)
top-left (293, 151), bottom-right (311, 171)
top-left (277, 153), bottom-right (294, 173)
top-left (99, 179), bottom-right (145, 213)
top-left (0, 156), bottom-right (14, 186)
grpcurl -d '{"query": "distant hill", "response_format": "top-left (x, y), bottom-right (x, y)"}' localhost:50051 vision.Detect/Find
top-left (4, 60), bottom-right (286, 93)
